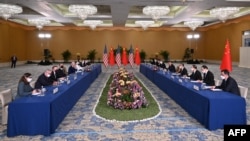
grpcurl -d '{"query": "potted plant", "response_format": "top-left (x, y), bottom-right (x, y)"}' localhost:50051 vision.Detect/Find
top-left (61, 49), bottom-right (71, 63)
top-left (159, 50), bottom-right (170, 62)
top-left (87, 49), bottom-right (97, 63)
top-left (139, 50), bottom-right (147, 63)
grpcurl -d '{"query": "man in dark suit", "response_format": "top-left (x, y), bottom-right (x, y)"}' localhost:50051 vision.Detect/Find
top-left (35, 69), bottom-right (57, 89)
top-left (214, 69), bottom-right (241, 96)
top-left (11, 55), bottom-right (17, 68)
top-left (178, 63), bottom-right (188, 76)
top-left (189, 64), bottom-right (202, 81)
top-left (159, 60), bottom-right (166, 69)
top-left (167, 61), bottom-right (176, 72)
top-left (50, 65), bottom-right (59, 81)
top-left (201, 65), bottom-right (215, 86)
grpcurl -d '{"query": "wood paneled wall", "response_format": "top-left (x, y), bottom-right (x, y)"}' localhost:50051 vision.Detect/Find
top-left (1, 16), bottom-right (250, 63)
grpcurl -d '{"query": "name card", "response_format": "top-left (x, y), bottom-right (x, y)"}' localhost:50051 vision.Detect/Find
top-left (193, 85), bottom-right (199, 91)
top-left (53, 87), bottom-right (58, 94)
top-left (74, 76), bottom-right (77, 80)
top-left (178, 79), bottom-right (183, 83)
top-left (171, 76), bottom-right (175, 79)
top-left (67, 80), bottom-right (71, 85)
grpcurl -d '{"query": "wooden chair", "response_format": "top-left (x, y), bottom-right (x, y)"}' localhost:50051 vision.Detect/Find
top-left (0, 89), bottom-right (12, 124)
top-left (238, 85), bottom-right (248, 99)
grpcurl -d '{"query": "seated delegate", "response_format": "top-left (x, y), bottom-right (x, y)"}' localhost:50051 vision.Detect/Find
top-left (34, 69), bottom-right (58, 89)
top-left (212, 69), bottom-right (241, 96)
top-left (189, 65), bottom-right (202, 81)
top-left (201, 65), bottom-right (215, 86)
top-left (15, 73), bottom-right (39, 99)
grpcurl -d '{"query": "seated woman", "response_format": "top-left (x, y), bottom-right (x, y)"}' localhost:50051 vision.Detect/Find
top-left (15, 73), bottom-right (39, 99)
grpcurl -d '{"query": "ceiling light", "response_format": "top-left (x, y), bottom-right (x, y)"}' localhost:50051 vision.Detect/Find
top-left (83, 20), bottom-right (103, 30)
top-left (68, 5), bottom-right (97, 20)
top-left (28, 19), bottom-right (51, 30)
top-left (210, 7), bottom-right (240, 22)
top-left (184, 21), bottom-right (204, 31)
top-left (0, 3), bottom-right (22, 20)
top-left (143, 6), bottom-right (170, 21)
top-left (135, 20), bottom-right (155, 30)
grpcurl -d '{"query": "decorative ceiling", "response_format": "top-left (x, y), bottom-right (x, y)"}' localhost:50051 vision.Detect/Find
top-left (2, 0), bottom-right (250, 30)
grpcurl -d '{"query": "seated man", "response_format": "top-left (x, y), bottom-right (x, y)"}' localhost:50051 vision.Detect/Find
top-left (68, 61), bottom-right (77, 75)
top-left (178, 63), bottom-right (188, 76)
top-left (212, 69), bottom-right (241, 96)
top-left (56, 63), bottom-right (67, 78)
top-left (35, 69), bottom-right (58, 89)
top-left (189, 64), bottom-right (202, 81)
top-left (167, 61), bottom-right (176, 72)
top-left (50, 65), bottom-right (59, 81)
top-left (201, 65), bottom-right (215, 86)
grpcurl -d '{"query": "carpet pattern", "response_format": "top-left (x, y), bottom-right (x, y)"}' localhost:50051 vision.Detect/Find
top-left (0, 63), bottom-right (249, 141)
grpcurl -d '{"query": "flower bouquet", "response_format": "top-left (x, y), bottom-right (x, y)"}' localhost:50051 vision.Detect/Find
top-left (107, 68), bottom-right (148, 110)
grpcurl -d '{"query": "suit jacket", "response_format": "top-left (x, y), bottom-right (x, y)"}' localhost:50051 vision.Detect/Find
top-left (56, 68), bottom-right (66, 78)
top-left (189, 70), bottom-right (202, 81)
top-left (180, 67), bottom-right (188, 76)
top-left (50, 71), bottom-right (58, 81)
top-left (68, 66), bottom-right (77, 75)
top-left (159, 63), bottom-right (166, 69)
top-left (216, 76), bottom-right (241, 96)
top-left (168, 64), bottom-right (176, 72)
top-left (203, 71), bottom-right (215, 86)
top-left (35, 73), bottom-right (53, 89)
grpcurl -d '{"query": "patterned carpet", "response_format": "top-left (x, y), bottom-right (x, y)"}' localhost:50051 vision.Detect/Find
top-left (0, 63), bottom-right (249, 141)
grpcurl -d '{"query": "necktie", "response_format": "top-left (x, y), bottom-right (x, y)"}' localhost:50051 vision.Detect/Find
top-left (203, 73), bottom-right (206, 79)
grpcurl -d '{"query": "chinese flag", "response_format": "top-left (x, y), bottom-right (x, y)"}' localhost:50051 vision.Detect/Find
top-left (122, 47), bottom-right (128, 65)
top-left (134, 47), bottom-right (141, 65)
top-left (220, 39), bottom-right (232, 72)
top-left (109, 47), bottom-right (115, 66)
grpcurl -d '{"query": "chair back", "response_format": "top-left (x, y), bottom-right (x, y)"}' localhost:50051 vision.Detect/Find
top-left (238, 85), bottom-right (248, 99)
top-left (214, 79), bottom-right (220, 86)
top-left (30, 81), bottom-right (36, 88)
top-left (0, 89), bottom-right (12, 106)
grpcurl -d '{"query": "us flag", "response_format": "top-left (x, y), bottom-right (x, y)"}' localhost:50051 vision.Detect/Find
top-left (116, 46), bottom-right (121, 67)
top-left (103, 45), bottom-right (108, 67)
top-left (129, 45), bottom-right (134, 67)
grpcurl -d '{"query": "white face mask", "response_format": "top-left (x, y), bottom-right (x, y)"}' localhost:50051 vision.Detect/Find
top-left (27, 78), bottom-right (32, 82)
top-left (220, 75), bottom-right (225, 80)
top-left (47, 74), bottom-right (51, 77)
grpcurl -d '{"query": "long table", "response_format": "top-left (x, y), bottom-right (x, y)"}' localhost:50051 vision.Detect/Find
top-left (140, 64), bottom-right (246, 130)
top-left (7, 64), bottom-right (102, 137)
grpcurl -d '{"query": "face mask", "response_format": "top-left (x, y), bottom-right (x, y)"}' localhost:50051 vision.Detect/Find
top-left (220, 75), bottom-right (225, 80)
top-left (27, 78), bottom-right (32, 82)
top-left (47, 74), bottom-right (51, 77)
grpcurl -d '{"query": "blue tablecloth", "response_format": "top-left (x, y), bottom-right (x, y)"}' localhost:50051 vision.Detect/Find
top-left (140, 64), bottom-right (246, 130)
top-left (7, 64), bottom-right (102, 137)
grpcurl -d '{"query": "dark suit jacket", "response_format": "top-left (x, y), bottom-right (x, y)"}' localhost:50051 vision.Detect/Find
top-left (56, 69), bottom-right (66, 78)
top-left (50, 71), bottom-right (58, 81)
top-left (203, 71), bottom-right (215, 86)
top-left (180, 67), bottom-right (188, 76)
top-left (68, 66), bottom-right (77, 75)
top-left (159, 63), bottom-right (166, 69)
top-left (35, 74), bottom-right (53, 89)
top-left (216, 76), bottom-right (241, 96)
top-left (168, 64), bottom-right (176, 72)
top-left (189, 70), bottom-right (202, 81)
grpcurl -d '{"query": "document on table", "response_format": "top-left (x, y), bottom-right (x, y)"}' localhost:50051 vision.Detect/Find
top-left (211, 88), bottom-right (222, 91)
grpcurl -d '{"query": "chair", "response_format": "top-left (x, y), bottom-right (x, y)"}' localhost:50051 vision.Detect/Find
top-left (0, 89), bottom-right (12, 124)
top-left (214, 79), bottom-right (220, 86)
top-left (30, 81), bottom-right (36, 88)
top-left (238, 85), bottom-right (248, 99)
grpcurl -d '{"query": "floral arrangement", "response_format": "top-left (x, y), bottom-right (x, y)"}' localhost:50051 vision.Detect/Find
top-left (107, 68), bottom-right (148, 110)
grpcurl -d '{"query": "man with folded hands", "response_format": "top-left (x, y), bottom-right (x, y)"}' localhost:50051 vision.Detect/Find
top-left (212, 69), bottom-right (240, 96)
